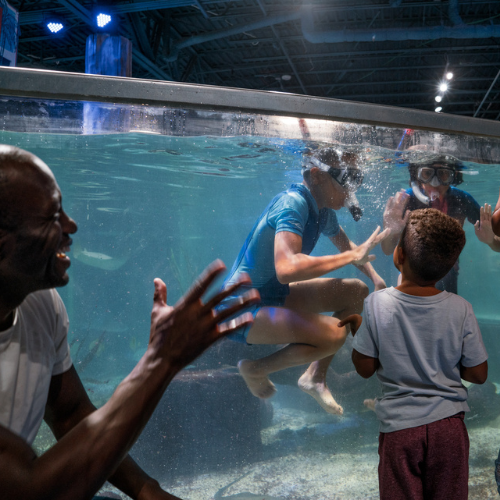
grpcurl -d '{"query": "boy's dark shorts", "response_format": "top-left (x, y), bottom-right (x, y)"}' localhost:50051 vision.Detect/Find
top-left (378, 412), bottom-right (468, 500)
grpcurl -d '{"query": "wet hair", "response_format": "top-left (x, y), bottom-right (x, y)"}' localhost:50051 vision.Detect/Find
top-left (0, 146), bottom-right (35, 230)
top-left (408, 154), bottom-right (464, 186)
top-left (399, 208), bottom-right (466, 283)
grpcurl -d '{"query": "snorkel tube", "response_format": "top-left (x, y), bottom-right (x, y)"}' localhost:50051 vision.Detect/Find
top-left (346, 192), bottom-right (363, 221)
top-left (410, 181), bottom-right (432, 205)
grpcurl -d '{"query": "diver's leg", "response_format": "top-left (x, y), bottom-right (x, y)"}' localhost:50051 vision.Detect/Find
top-left (239, 306), bottom-right (347, 413)
top-left (285, 278), bottom-right (368, 410)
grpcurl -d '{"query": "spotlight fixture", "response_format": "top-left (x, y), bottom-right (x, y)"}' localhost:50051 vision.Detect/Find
top-left (446, 72), bottom-right (453, 80)
top-left (47, 22), bottom-right (64, 33)
top-left (435, 107), bottom-right (442, 113)
top-left (439, 82), bottom-right (448, 92)
top-left (46, 17), bottom-right (64, 34)
top-left (435, 96), bottom-right (442, 103)
top-left (96, 13), bottom-right (112, 28)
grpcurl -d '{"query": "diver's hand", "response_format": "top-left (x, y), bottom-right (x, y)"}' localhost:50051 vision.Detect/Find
top-left (383, 190), bottom-right (409, 234)
top-left (351, 226), bottom-right (391, 266)
top-left (475, 203), bottom-right (495, 245)
top-left (149, 260), bottom-right (260, 373)
top-left (338, 314), bottom-right (363, 336)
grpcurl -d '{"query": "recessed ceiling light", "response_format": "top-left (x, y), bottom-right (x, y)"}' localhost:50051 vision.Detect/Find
top-left (435, 107), bottom-right (442, 113)
top-left (435, 95), bottom-right (442, 102)
top-left (439, 82), bottom-right (448, 92)
top-left (281, 74), bottom-right (292, 81)
top-left (446, 72), bottom-right (453, 80)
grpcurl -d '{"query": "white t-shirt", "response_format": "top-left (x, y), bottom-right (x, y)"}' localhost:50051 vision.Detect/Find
top-left (0, 289), bottom-right (73, 444)
top-left (352, 287), bottom-right (488, 433)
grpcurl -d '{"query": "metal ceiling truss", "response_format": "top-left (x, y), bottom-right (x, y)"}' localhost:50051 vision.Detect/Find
top-left (7, 0), bottom-right (500, 120)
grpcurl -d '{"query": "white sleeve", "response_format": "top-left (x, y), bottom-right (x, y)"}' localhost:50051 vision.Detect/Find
top-left (49, 289), bottom-right (73, 375)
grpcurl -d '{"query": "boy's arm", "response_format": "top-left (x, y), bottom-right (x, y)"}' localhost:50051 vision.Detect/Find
top-left (460, 360), bottom-right (488, 385)
top-left (352, 349), bottom-right (379, 379)
top-left (274, 226), bottom-right (389, 284)
top-left (330, 228), bottom-right (387, 290)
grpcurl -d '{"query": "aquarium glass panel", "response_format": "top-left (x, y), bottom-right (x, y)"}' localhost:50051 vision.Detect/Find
top-left (1, 91), bottom-right (499, 499)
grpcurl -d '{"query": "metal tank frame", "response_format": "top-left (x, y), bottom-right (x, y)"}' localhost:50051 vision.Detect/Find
top-left (1, 66), bottom-right (500, 139)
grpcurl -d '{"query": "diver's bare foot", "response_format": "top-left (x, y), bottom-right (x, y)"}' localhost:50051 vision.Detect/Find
top-left (238, 359), bottom-right (277, 399)
top-left (298, 372), bottom-right (343, 415)
top-left (363, 398), bottom-right (376, 412)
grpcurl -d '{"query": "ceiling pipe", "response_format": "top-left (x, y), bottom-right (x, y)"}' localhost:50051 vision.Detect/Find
top-left (448, 0), bottom-right (464, 26)
top-left (301, 6), bottom-right (500, 43)
top-left (162, 10), bottom-right (301, 62)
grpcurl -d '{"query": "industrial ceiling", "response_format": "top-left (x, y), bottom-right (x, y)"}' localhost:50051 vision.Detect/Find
top-left (7, 0), bottom-right (500, 120)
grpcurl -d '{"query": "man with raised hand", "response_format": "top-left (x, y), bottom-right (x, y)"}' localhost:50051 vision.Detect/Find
top-left (0, 145), bottom-right (259, 500)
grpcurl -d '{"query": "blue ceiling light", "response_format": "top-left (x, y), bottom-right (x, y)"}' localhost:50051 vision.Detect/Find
top-left (96, 13), bottom-right (112, 28)
top-left (46, 18), bottom-right (64, 34)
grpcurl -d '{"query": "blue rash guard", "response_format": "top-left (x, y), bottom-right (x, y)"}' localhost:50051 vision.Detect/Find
top-left (404, 186), bottom-right (480, 294)
top-left (223, 183), bottom-right (340, 343)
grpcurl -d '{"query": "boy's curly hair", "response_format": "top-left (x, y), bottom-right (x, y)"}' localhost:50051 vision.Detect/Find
top-left (400, 208), bottom-right (466, 283)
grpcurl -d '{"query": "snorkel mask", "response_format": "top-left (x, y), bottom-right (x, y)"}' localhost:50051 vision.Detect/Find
top-left (408, 154), bottom-right (467, 205)
top-left (303, 149), bottom-right (364, 221)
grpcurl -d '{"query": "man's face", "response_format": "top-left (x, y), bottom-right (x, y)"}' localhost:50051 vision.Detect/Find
top-left (5, 163), bottom-right (78, 292)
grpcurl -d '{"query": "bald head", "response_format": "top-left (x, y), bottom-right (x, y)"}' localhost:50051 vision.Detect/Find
top-left (0, 145), bottom-right (56, 231)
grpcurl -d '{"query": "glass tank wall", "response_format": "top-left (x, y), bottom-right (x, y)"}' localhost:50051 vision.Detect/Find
top-left (1, 67), bottom-right (500, 499)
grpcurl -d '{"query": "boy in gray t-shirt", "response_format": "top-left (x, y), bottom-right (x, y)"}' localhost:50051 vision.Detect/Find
top-left (344, 208), bottom-right (488, 500)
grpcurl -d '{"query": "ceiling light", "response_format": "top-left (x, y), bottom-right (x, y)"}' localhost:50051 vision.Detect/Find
top-left (435, 107), bottom-right (442, 113)
top-left (281, 74), bottom-right (291, 81)
top-left (439, 82), bottom-right (448, 92)
top-left (97, 13), bottom-right (112, 28)
top-left (446, 72), bottom-right (453, 80)
top-left (435, 95), bottom-right (442, 102)
top-left (47, 22), bottom-right (64, 33)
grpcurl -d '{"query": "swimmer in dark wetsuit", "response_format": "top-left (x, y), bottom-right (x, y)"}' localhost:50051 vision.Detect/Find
top-left (223, 147), bottom-right (390, 414)
top-left (381, 154), bottom-right (500, 293)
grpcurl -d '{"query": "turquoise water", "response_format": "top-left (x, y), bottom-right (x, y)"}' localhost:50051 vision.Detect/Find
top-left (2, 130), bottom-right (500, 498)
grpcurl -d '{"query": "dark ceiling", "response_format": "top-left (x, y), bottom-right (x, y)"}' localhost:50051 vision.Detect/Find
top-left (7, 0), bottom-right (500, 120)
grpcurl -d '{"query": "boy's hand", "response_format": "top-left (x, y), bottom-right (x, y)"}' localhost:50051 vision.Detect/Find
top-left (351, 226), bottom-right (391, 265)
top-left (383, 190), bottom-right (409, 233)
top-left (338, 314), bottom-right (363, 336)
top-left (149, 260), bottom-right (260, 373)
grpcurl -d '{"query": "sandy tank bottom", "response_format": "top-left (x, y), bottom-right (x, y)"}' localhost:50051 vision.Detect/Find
top-left (99, 414), bottom-right (500, 500)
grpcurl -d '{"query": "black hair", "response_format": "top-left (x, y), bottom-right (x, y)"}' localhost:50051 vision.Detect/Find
top-left (399, 208), bottom-right (466, 283)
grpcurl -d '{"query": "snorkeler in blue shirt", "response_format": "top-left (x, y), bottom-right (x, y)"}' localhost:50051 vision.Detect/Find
top-left (224, 147), bottom-right (390, 414)
top-left (381, 154), bottom-right (500, 293)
